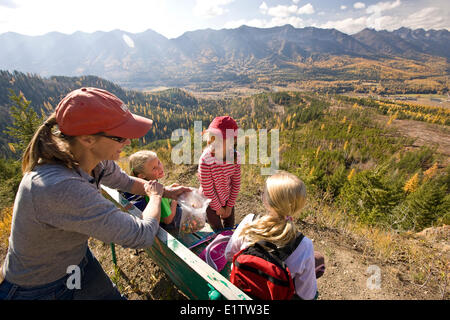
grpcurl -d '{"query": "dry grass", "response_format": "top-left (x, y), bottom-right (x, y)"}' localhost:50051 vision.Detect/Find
top-left (301, 194), bottom-right (449, 299)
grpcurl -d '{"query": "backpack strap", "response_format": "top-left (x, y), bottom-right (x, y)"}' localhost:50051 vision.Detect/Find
top-left (253, 242), bottom-right (289, 272)
top-left (255, 232), bottom-right (304, 261)
top-left (255, 240), bottom-right (278, 251)
top-left (278, 233), bottom-right (304, 261)
top-left (257, 233), bottom-right (304, 261)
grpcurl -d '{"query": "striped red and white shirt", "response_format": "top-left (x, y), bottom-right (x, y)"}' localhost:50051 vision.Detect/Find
top-left (198, 146), bottom-right (241, 211)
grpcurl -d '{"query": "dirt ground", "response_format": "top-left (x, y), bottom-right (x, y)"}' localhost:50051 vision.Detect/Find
top-left (386, 118), bottom-right (450, 163)
top-left (332, 101), bottom-right (450, 165)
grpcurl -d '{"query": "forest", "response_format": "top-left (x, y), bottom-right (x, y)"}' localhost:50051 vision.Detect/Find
top-left (0, 72), bottom-right (449, 238)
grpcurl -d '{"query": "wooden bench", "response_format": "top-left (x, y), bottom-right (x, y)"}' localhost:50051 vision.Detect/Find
top-left (101, 185), bottom-right (250, 300)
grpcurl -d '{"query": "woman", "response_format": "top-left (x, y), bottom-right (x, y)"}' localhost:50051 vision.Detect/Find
top-left (0, 87), bottom-right (189, 300)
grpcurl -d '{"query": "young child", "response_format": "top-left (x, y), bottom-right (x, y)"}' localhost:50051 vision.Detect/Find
top-left (224, 171), bottom-right (325, 300)
top-left (198, 116), bottom-right (241, 231)
top-left (124, 150), bottom-right (181, 231)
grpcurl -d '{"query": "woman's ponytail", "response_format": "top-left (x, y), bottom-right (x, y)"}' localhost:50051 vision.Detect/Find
top-left (22, 113), bottom-right (78, 173)
top-left (239, 171), bottom-right (307, 247)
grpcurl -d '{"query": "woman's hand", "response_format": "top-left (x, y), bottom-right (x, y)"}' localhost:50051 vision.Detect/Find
top-left (142, 180), bottom-right (163, 222)
top-left (163, 184), bottom-right (191, 200)
top-left (144, 180), bottom-right (164, 197)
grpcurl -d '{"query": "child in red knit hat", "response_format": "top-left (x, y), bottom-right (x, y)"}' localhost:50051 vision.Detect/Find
top-left (198, 116), bottom-right (241, 231)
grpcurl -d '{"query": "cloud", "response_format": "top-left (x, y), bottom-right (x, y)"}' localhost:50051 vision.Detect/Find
top-left (250, 1), bottom-right (313, 30)
top-left (193, 0), bottom-right (234, 18)
top-left (320, 16), bottom-right (368, 34)
top-left (403, 7), bottom-right (449, 30)
top-left (353, 2), bottom-right (366, 9)
top-left (321, 0), bottom-right (403, 34)
top-left (271, 16), bottom-right (304, 28)
top-left (366, 0), bottom-right (401, 14)
top-left (224, 18), bottom-right (267, 29)
top-left (259, 1), bottom-right (268, 14)
top-left (340, 5), bottom-right (347, 10)
top-left (298, 3), bottom-right (315, 15)
top-left (267, 4), bottom-right (299, 18)
top-left (319, 0), bottom-right (449, 34)
top-left (0, 0), bottom-right (17, 8)
top-left (227, 2), bottom-right (309, 31)
top-left (122, 34), bottom-right (135, 48)
top-left (262, 2), bottom-right (314, 18)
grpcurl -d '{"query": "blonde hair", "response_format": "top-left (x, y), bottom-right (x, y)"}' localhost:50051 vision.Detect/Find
top-left (22, 112), bottom-right (79, 173)
top-left (128, 150), bottom-right (157, 176)
top-left (239, 171), bottom-right (307, 247)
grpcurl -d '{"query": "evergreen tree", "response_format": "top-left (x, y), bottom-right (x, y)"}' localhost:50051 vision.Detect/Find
top-left (4, 89), bottom-right (44, 155)
top-left (0, 157), bottom-right (21, 210)
top-left (403, 175), bottom-right (450, 230)
top-left (339, 168), bottom-right (402, 226)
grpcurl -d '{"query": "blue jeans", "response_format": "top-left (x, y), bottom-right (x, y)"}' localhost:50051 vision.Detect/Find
top-left (0, 248), bottom-right (125, 300)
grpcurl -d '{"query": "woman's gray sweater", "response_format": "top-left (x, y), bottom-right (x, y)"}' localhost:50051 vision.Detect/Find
top-left (1, 161), bottom-right (158, 286)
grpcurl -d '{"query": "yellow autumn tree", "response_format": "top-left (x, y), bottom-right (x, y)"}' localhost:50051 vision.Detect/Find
top-left (347, 168), bottom-right (356, 180)
top-left (423, 163), bottom-right (438, 181)
top-left (8, 143), bottom-right (16, 153)
top-left (0, 207), bottom-right (13, 245)
top-left (403, 173), bottom-right (420, 193)
top-left (315, 146), bottom-right (321, 159)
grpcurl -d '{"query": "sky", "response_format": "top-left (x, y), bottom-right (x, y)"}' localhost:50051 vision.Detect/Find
top-left (0, 0), bottom-right (449, 39)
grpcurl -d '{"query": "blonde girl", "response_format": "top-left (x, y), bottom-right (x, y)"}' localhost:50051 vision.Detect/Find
top-left (225, 171), bottom-right (324, 300)
top-left (125, 150), bottom-right (181, 229)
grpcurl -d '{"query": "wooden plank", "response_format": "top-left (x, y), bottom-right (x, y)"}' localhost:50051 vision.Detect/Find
top-left (101, 185), bottom-right (250, 300)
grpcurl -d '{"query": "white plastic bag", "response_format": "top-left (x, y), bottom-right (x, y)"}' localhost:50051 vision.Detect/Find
top-left (177, 188), bottom-right (211, 234)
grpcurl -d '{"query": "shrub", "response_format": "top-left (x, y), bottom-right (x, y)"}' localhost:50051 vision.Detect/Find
top-left (338, 168), bottom-right (402, 226)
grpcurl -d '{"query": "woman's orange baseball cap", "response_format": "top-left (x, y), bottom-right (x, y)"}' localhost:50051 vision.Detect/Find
top-left (55, 87), bottom-right (153, 138)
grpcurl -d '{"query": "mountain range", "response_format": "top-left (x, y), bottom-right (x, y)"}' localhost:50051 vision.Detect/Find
top-left (0, 25), bottom-right (449, 89)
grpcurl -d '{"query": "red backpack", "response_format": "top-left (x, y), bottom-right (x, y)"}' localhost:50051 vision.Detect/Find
top-left (230, 233), bottom-right (304, 300)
